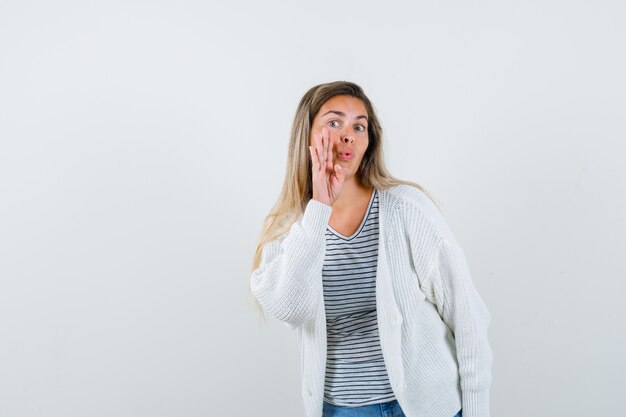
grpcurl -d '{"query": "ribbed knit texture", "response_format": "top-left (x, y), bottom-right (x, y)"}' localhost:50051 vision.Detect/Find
top-left (322, 190), bottom-right (396, 406)
top-left (250, 184), bottom-right (492, 417)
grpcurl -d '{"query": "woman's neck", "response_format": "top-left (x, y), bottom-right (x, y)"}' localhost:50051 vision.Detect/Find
top-left (331, 176), bottom-right (372, 210)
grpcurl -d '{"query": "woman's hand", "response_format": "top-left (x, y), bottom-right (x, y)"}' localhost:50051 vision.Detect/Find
top-left (309, 126), bottom-right (345, 206)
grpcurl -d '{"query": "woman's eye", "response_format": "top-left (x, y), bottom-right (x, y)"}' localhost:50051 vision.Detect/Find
top-left (329, 120), bottom-right (340, 127)
top-left (355, 125), bottom-right (366, 132)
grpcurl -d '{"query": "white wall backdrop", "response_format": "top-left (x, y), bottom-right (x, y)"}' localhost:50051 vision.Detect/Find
top-left (1, 1), bottom-right (624, 416)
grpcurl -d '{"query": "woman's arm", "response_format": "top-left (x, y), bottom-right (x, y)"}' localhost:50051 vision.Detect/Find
top-left (399, 187), bottom-right (492, 417)
top-left (425, 238), bottom-right (493, 417)
top-left (250, 199), bottom-right (332, 328)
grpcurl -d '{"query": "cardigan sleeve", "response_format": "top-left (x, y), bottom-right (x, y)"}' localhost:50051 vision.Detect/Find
top-left (425, 238), bottom-right (493, 417)
top-left (250, 198), bottom-right (332, 329)
top-left (399, 187), bottom-right (492, 417)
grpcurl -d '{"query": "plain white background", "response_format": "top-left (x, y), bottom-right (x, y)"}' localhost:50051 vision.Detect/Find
top-left (1, 1), bottom-right (624, 416)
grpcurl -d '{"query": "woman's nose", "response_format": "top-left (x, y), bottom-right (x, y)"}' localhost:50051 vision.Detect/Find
top-left (340, 133), bottom-right (355, 144)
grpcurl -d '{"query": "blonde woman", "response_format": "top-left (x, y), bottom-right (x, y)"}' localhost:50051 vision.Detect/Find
top-left (249, 81), bottom-right (492, 417)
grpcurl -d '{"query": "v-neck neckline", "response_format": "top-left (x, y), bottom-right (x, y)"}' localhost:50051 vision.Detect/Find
top-left (327, 189), bottom-right (376, 241)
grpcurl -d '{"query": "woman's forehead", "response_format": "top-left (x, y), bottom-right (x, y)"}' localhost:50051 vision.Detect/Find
top-left (318, 95), bottom-right (368, 118)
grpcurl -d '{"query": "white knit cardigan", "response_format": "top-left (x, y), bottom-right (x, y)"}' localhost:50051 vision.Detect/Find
top-left (250, 184), bottom-right (492, 417)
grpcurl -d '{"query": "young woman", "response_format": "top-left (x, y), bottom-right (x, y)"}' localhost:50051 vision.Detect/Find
top-left (249, 81), bottom-right (492, 417)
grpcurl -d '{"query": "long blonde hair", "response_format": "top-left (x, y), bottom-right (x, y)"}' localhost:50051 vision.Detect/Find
top-left (248, 81), bottom-right (440, 323)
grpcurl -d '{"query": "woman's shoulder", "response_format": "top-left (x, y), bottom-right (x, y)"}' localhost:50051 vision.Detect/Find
top-left (382, 184), bottom-right (440, 214)
top-left (381, 183), bottom-right (455, 243)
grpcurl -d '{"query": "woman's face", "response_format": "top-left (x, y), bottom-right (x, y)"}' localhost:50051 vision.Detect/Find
top-left (309, 95), bottom-right (369, 178)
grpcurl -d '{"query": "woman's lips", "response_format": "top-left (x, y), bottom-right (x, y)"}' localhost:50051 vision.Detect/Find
top-left (338, 153), bottom-right (354, 161)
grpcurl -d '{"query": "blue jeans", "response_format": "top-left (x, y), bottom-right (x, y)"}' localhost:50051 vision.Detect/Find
top-left (322, 399), bottom-right (462, 417)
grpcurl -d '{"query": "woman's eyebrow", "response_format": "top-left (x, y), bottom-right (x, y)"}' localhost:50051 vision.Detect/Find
top-left (322, 110), bottom-right (368, 122)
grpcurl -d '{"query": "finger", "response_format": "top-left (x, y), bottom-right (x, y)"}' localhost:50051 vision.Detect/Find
top-left (312, 135), bottom-right (321, 169)
top-left (314, 133), bottom-right (323, 170)
top-left (335, 163), bottom-right (344, 177)
top-left (334, 163), bottom-right (344, 183)
top-left (311, 135), bottom-right (321, 171)
top-left (326, 130), bottom-right (333, 172)
top-left (315, 144), bottom-right (324, 171)
top-left (312, 145), bottom-right (319, 172)
top-left (309, 146), bottom-right (318, 171)
top-left (321, 128), bottom-right (327, 168)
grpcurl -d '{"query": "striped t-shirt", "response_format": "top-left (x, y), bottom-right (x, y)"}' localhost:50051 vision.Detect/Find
top-left (321, 189), bottom-right (396, 407)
